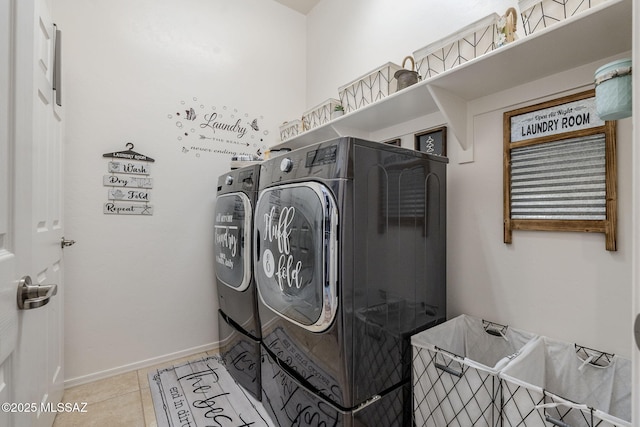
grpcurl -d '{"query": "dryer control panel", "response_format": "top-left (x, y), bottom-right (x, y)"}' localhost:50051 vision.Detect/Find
top-left (305, 145), bottom-right (337, 167)
top-left (259, 137), bottom-right (368, 187)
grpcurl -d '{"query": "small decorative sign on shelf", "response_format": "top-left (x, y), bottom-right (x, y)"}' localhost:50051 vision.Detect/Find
top-left (102, 143), bottom-right (155, 216)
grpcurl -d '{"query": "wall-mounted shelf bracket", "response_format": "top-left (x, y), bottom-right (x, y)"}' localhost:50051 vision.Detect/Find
top-left (428, 85), bottom-right (473, 163)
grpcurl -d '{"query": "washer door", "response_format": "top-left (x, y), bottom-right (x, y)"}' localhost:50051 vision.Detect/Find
top-left (214, 192), bottom-right (252, 292)
top-left (254, 182), bottom-right (338, 332)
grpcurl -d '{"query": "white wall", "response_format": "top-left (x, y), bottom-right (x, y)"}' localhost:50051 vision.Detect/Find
top-left (449, 61), bottom-right (632, 357)
top-left (631, 0), bottom-right (639, 420)
top-left (54, 0), bottom-right (306, 384)
top-left (307, 0), bottom-right (633, 357)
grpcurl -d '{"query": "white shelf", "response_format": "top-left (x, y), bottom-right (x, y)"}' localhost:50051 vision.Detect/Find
top-left (273, 0), bottom-right (632, 159)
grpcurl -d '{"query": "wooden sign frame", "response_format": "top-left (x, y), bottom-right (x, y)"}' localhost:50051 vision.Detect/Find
top-left (503, 90), bottom-right (617, 251)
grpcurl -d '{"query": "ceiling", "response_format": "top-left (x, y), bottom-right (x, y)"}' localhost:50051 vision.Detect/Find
top-left (272, 0), bottom-right (321, 15)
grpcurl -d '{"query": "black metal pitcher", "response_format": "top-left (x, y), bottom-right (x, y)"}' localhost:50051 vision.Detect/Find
top-left (395, 56), bottom-right (420, 91)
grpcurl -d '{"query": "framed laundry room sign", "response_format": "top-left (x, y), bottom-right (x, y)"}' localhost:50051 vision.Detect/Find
top-left (503, 90), bottom-right (617, 251)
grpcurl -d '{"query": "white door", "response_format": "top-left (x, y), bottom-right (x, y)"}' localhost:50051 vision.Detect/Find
top-left (0, 2), bottom-right (18, 426)
top-left (633, 0), bottom-right (640, 423)
top-left (0, 0), bottom-right (65, 425)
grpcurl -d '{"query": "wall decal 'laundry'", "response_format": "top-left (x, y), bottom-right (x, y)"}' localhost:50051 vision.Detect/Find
top-left (168, 97), bottom-right (268, 159)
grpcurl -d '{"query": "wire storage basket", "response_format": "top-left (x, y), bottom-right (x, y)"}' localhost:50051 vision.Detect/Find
top-left (500, 336), bottom-right (632, 427)
top-left (411, 314), bottom-right (538, 426)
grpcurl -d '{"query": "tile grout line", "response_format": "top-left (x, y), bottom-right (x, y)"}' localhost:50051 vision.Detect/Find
top-left (140, 370), bottom-right (157, 427)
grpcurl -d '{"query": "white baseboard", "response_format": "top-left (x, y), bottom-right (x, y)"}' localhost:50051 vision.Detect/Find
top-left (63, 342), bottom-right (221, 389)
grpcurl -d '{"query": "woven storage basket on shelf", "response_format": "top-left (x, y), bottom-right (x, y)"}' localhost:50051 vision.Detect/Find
top-left (519, 0), bottom-right (611, 35)
top-left (302, 98), bottom-right (341, 130)
top-left (413, 13), bottom-right (501, 79)
top-left (338, 62), bottom-right (402, 113)
top-left (278, 119), bottom-right (302, 142)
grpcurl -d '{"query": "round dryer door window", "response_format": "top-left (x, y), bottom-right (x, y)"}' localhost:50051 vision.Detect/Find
top-left (214, 192), bottom-right (252, 291)
top-left (254, 182), bottom-right (338, 332)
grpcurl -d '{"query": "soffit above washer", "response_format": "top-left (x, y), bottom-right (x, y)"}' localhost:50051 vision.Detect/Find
top-left (272, 0), bottom-right (321, 15)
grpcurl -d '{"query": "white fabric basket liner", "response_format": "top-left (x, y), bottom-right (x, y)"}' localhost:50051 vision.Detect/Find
top-left (413, 13), bottom-right (500, 59)
top-left (411, 314), bottom-right (538, 426)
top-left (517, 0), bottom-right (611, 35)
top-left (337, 62), bottom-right (401, 112)
top-left (279, 119), bottom-right (302, 141)
top-left (518, 0), bottom-right (610, 14)
top-left (302, 98), bottom-right (340, 129)
top-left (499, 336), bottom-right (631, 427)
top-left (412, 13), bottom-right (500, 79)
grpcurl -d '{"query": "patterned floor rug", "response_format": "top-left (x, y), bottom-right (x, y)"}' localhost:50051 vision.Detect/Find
top-left (148, 354), bottom-right (274, 427)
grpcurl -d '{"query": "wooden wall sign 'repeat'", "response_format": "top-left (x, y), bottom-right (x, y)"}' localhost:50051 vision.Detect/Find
top-left (103, 203), bottom-right (154, 216)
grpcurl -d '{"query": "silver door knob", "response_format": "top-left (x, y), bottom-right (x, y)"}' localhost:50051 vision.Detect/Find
top-left (635, 313), bottom-right (640, 352)
top-left (17, 276), bottom-right (58, 310)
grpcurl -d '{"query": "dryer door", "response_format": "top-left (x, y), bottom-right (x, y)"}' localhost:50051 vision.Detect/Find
top-left (214, 192), bottom-right (252, 292)
top-left (254, 182), bottom-right (338, 332)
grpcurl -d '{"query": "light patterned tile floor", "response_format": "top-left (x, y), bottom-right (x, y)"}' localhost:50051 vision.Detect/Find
top-left (53, 351), bottom-right (215, 427)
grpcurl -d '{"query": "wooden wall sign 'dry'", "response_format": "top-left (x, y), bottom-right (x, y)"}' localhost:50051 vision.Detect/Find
top-left (103, 143), bottom-right (155, 216)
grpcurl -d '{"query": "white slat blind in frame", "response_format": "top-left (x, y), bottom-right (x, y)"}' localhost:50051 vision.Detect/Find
top-left (503, 90), bottom-right (617, 251)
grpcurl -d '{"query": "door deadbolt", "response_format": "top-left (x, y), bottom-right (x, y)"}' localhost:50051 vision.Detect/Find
top-left (17, 276), bottom-right (58, 310)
